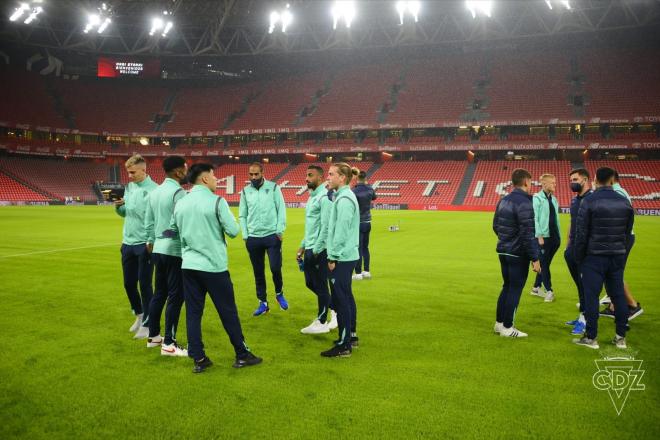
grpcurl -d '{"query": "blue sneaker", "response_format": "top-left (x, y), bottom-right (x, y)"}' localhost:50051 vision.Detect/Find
top-left (253, 301), bottom-right (269, 316)
top-left (571, 321), bottom-right (586, 335)
top-left (276, 292), bottom-right (289, 311)
top-left (565, 318), bottom-right (579, 326)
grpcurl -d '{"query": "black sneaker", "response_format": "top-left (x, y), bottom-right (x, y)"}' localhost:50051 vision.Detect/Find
top-left (321, 345), bottom-right (352, 358)
top-left (599, 307), bottom-right (615, 318)
top-left (629, 304), bottom-right (644, 321)
top-left (193, 356), bottom-right (213, 373)
top-left (333, 336), bottom-right (359, 348)
top-left (233, 352), bottom-right (263, 369)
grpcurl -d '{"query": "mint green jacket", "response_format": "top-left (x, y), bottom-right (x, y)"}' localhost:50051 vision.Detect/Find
top-left (301, 185), bottom-right (332, 254)
top-left (239, 180), bottom-right (286, 238)
top-left (170, 185), bottom-right (239, 272)
top-left (613, 183), bottom-right (635, 235)
top-left (115, 176), bottom-right (158, 245)
top-left (532, 190), bottom-right (561, 238)
top-left (144, 178), bottom-right (186, 257)
top-left (326, 185), bottom-right (360, 262)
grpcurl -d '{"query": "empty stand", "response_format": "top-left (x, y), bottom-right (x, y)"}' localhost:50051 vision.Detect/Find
top-left (464, 161), bottom-right (573, 207)
top-left (0, 156), bottom-right (109, 202)
top-left (0, 171), bottom-right (51, 202)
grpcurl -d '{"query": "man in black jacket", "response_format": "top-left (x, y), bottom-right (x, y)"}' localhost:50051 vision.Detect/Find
top-left (573, 167), bottom-right (634, 350)
top-left (493, 169), bottom-right (541, 338)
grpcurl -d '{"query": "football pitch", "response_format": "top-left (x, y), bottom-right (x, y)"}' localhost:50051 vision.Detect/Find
top-left (1, 206), bottom-right (658, 439)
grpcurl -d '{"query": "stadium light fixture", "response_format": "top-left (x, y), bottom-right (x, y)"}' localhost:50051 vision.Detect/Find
top-left (331, 1), bottom-right (356, 30)
top-left (269, 4), bottom-right (293, 34)
top-left (97, 17), bottom-right (111, 34)
top-left (546, 0), bottom-right (571, 10)
top-left (84, 3), bottom-right (113, 34)
top-left (150, 11), bottom-right (173, 37)
top-left (465, 0), bottom-right (492, 19)
top-left (396, 1), bottom-right (420, 25)
top-left (23, 5), bottom-right (43, 24)
top-left (9, 3), bottom-right (30, 21)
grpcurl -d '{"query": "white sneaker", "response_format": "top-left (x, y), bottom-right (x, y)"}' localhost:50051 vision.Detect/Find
top-left (494, 322), bottom-right (503, 334)
top-left (161, 343), bottom-right (188, 357)
top-left (129, 314), bottom-right (143, 332)
top-left (361, 271), bottom-right (371, 279)
top-left (300, 319), bottom-right (330, 334)
top-left (328, 310), bottom-right (338, 330)
top-left (133, 326), bottom-right (149, 339)
top-left (530, 287), bottom-right (545, 298)
top-left (544, 291), bottom-right (555, 302)
top-left (352, 273), bottom-right (363, 281)
top-left (600, 295), bottom-right (611, 305)
top-left (147, 335), bottom-right (163, 348)
top-left (500, 326), bottom-right (528, 338)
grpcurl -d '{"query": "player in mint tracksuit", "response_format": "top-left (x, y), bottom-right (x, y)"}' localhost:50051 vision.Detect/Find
top-left (531, 174), bottom-right (560, 302)
top-left (297, 165), bottom-right (337, 335)
top-left (239, 162), bottom-right (288, 316)
top-left (114, 154), bottom-right (158, 338)
top-left (322, 163), bottom-right (360, 358)
top-left (143, 156), bottom-right (188, 356)
top-left (169, 163), bottom-right (262, 373)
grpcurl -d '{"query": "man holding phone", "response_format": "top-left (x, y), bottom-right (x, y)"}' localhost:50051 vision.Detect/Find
top-left (115, 154), bottom-right (158, 338)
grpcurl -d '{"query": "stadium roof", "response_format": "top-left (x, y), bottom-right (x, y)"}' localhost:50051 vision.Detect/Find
top-left (1, 0), bottom-right (660, 58)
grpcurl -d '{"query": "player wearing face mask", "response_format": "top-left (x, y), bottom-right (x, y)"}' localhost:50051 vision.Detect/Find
top-left (563, 168), bottom-right (592, 335)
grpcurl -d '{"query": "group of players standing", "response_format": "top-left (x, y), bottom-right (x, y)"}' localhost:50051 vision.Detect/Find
top-left (493, 166), bottom-right (643, 348)
top-left (114, 154), bottom-right (376, 373)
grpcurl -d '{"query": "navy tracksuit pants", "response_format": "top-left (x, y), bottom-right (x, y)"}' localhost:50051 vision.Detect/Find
top-left (245, 234), bottom-right (283, 302)
top-left (146, 253), bottom-right (185, 345)
top-left (329, 260), bottom-right (358, 349)
top-left (355, 222), bottom-right (372, 274)
top-left (533, 235), bottom-right (560, 291)
top-left (303, 249), bottom-right (331, 323)
top-left (182, 269), bottom-right (249, 361)
top-left (120, 243), bottom-right (153, 319)
top-left (564, 246), bottom-right (585, 314)
top-left (496, 255), bottom-right (530, 328)
top-left (581, 254), bottom-right (628, 339)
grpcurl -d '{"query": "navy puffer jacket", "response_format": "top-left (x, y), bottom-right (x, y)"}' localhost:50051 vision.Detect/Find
top-left (574, 186), bottom-right (634, 262)
top-left (493, 188), bottom-right (540, 261)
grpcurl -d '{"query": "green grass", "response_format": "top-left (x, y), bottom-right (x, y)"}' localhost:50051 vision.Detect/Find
top-left (0, 206), bottom-right (658, 439)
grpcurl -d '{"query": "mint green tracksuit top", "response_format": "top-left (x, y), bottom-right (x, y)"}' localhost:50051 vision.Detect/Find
top-left (238, 180), bottom-right (286, 239)
top-left (326, 185), bottom-right (360, 262)
top-left (115, 176), bottom-right (158, 245)
top-left (144, 178), bottom-right (186, 257)
top-left (301, 184), bottom-right (332, 254)
top-left (170, 185), bottom-right (239, 273)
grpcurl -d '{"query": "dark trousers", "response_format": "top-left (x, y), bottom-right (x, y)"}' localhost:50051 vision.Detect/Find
top-left (120, 243), bottom-right (153, 318)
top-left (182, 269), bottom-right (249, 361)
top-left (533, 235), bottom-right (560, 291)
top-left (246, 234), bottom-right (283, 302)
top-left (303, 249), bottom-right (331, 323)
top-left (355, 222), bottom-right (372, 274)
top-left (564, 246), bottom-right (585, 314)
top-left (146, 253), bottom-right (184, 344)
top-left (329, 260), bottom-right (358, 349)
top-left (581, 255), bottom-right (628, 339)
top-left (496, 255), bottom-right (530, 328)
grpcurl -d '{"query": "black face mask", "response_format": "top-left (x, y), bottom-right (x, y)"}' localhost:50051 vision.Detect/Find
top-left (570, 182), bottom-right (583, 193)
top-left (251, 178), bottom-right (263, 188)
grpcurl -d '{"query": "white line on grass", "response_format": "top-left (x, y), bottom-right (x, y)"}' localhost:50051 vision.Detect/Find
top-left (0, 243), bottom-right (117, 259)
